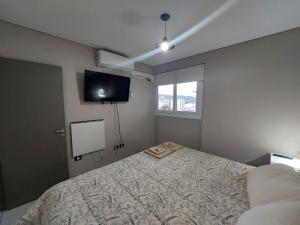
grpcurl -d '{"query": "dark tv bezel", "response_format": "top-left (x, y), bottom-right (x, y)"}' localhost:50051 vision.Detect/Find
top-left (84, 70), bottom-right (131, 103)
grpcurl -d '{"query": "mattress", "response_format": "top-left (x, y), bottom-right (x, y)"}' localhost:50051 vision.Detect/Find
top-left (17, 147), bottom-right (252, 225)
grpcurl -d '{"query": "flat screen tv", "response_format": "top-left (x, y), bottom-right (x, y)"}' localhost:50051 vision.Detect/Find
top-left (84, 70), bottom-right (131, 102)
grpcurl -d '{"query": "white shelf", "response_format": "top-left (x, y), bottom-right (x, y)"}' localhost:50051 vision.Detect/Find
top-left (270, 153), bottom-right (300, 170)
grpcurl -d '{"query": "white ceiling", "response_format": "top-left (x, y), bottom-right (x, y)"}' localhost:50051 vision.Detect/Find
top-left (0, 0), bottom-right (299, 66)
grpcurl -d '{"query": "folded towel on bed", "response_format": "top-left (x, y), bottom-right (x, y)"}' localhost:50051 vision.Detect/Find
top-left (144, 146), bottom-right (172, 159)
top-left (148, 146), bottom-right (169, 155)
top-left (160, 142), bottom-right (183, 151)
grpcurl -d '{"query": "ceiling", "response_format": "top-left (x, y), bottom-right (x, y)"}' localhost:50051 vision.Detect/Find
top-left (0, 0), bottom-right (299, 66)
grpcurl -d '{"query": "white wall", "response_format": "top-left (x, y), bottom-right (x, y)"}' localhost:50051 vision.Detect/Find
top-left (0, 21), bottom-right (155, 177)
top-left (155, 28), bottom-right (300, 164)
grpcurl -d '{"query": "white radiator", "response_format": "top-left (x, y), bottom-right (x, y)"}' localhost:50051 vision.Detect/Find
top-left (71, 120), bottom-right (105, 157)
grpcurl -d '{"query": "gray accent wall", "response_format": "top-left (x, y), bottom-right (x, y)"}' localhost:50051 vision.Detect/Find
top-left (155, 116), bottom-right (202, 149)
top-left (0, 20), bottom-right (155, 177)
top-left (155, 28), bottom-right (300, 164)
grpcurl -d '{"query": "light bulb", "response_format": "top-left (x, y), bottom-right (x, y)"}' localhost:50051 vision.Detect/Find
top-left (160, 41), bottom-right (169, 52)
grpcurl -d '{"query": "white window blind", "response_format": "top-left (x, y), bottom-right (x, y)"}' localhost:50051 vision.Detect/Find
top-left (155, 65), bottom-right (204, 85)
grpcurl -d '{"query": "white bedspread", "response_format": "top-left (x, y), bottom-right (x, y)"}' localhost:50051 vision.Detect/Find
top-left (17, 148), bottom-right (252, 225)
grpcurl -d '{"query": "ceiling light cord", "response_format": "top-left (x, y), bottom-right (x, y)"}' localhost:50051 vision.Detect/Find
top-left (160, 13), bottom-right (173, 52)
top-left (164, 20), bottom-right (167, 40)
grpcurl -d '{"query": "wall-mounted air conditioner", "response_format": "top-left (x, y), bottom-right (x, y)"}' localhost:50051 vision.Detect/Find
top-left (96, 50), bottom-right (154, 83)
top-left (132, 70), bottom-right (154, 83)
top-left (96, 50), bottom-right (134, 71)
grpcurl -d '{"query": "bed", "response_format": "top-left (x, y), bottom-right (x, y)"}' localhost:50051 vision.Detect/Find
top-left (17, 147), bottom-right (252, 225)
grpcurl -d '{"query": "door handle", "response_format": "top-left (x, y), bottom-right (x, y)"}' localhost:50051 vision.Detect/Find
top-left (55, 129), bottom-right (66, 136)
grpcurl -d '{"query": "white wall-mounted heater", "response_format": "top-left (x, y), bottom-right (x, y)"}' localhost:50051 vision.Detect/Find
top-left (71, 119), bottom-right (105, 158)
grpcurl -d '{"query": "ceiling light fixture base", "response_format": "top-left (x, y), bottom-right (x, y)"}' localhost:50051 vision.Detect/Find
top-left (160, 13), bottom-right (170, 22)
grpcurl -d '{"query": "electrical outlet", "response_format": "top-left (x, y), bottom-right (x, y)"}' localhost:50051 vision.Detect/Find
top-left (118, 144), bottom-right (122, 149)
top-left (114, 144), bottom-right (124, 150)
top-left (74, 156), bottom-right (82, 161)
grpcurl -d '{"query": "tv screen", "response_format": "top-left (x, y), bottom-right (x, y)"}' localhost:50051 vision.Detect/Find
top-left (84, 70), bottom-right (131, 102)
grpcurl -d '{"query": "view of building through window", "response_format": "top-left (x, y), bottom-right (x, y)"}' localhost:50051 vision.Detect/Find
top-left (158, 82), bottom-right (197, 113)
top-left (177, 81), bottom-right (197, 112)
top-left (158, 84), bottom-right (173, 111)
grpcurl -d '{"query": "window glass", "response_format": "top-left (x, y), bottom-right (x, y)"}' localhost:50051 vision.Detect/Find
top-left (176, 81), bottom-right (197, 112)
top-left (158, 84), bottom-right (174, 111)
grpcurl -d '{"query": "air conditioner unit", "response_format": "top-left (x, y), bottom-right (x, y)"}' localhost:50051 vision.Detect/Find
top-left (96, 50), bottom-right (134, 71)
top-left (132, 70), bottom-right (155, 83)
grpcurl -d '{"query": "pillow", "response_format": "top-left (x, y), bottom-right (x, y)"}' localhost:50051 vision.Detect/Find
top-left (247, 163), bottom-right (300, 207)
top-left (236, 200), bottom-right (300, 225)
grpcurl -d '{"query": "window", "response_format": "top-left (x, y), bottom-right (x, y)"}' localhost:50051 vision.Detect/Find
top-left (177, 81), bottom-right (197, 112)
top-left (156, 81), bottom-right (202, 119)
top-left (155, 65), bottom-right (204, 119)
top-left (158, 84), bottom-right (173, 111)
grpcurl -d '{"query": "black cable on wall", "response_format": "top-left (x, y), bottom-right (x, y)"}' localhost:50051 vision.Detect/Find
top-left (115, 103), bottom-right (124, 144)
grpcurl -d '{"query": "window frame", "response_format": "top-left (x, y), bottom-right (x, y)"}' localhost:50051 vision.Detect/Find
top-left (176, 81), bottom-right (198, 114)
top-left (155, 80), bottom-right (203, 120)
top-left (157, 84), bottom-right (174, 112)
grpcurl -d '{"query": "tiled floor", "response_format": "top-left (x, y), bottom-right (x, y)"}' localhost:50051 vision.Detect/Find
top-left (0, 201), bottom-right (35, 225)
